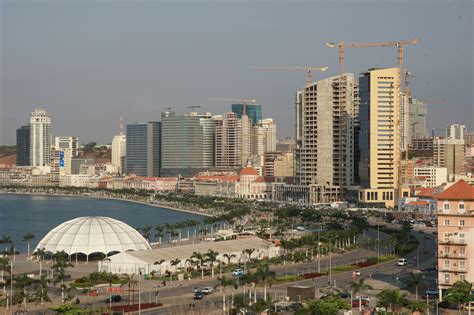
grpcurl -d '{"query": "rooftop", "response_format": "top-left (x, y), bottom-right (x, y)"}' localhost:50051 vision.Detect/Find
top-left (436, 180), bottom-right (474, 200)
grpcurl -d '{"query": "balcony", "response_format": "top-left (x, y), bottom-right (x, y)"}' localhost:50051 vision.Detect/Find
top-left (439, 266), bottom-right (467, 273)
top-left (439, 238), bottom-right (467, 246)
top-left (439, 252), bottom-right (467, 259)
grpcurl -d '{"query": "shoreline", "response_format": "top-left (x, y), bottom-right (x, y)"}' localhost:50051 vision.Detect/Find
top-left (0, 191), bottom-right (213, 218)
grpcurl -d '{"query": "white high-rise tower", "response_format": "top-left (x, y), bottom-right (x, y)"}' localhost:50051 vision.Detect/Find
top-left (112, 114), bottom-right (126, 174)
top-left (30, 108), bottom-right (52, 167)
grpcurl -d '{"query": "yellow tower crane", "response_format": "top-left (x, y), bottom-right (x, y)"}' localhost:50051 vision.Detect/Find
top-left (249, 66), bottom-right (328, 85)
top-left (325, 38), bottom-right (419, 199)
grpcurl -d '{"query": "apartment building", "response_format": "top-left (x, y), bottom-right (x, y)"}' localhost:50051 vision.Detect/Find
top-left (413, 166), bottom-right (448, 188)
top-left (215, 112), bottom-right (242, 168)
top-left (436, 180), bottom-right (474, 295)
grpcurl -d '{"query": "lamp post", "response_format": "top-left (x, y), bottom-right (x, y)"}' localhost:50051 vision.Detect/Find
top-left (322, 236), bottom-right (338, 286)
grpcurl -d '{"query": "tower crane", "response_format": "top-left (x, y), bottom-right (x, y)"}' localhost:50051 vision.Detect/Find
top-left (404, 70), bottom-right (415, 169)
top-left (209, 98), bottom-right (256, 115)
top-left (249, 66), bottom-right (328, 85)
top-left (325, 37), bottom-right (419, 199)
top-left (187, 105), bottom-right (201, 111)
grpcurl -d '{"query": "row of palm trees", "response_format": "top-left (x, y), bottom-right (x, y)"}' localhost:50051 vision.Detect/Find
top-left (1, 232), bottom-right (36, 258)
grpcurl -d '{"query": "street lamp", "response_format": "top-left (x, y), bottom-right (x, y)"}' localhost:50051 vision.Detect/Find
top-left (322, 236), bottom-right (338, 286)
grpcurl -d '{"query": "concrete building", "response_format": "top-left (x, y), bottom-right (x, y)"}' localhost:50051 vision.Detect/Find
top-left (253, 118), bottom-right (277, 157)
top-left (232, 103), bottom-right (262, 127)
top-left (215, 112), bottom-right (242, 168)
top-left (263, 152), bottom-right (280, 177)
top-left (447, 124), bottom-right (466, 141)
top-left (436, 180), bottom-right (474, 295)
top-left (111, 134), bottom-right (126, 174)
top-left (414, 166), bottom-right (448, 188)
top-left (295, 73), bottom-right (359, 189)
top-left (274, 152), bottom-right (294, 177)
top-left (54, 137), bottom-right (79, 157)
top-left (126, 121), bottom-right (161, 177)
top-left (16, 125), bottom-right (30, 166)
top-left (358, 68), bottom-right (402, 208)
top-left (161, 112), bottom-right (216, 176)
top-left (241, 113), bottom-right (252, 167)
top-left (433, 137), bottom-right (464, 176)
top-left (30, 109), bottom-right (52, 167)
top-left (71, 157), bottom-right (95, 174)
top-left (408, 97), bottom-right (427, 143)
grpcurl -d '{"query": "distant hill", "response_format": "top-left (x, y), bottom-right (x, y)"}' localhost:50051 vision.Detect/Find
top-left (0, 146), bottom-right (16, 166)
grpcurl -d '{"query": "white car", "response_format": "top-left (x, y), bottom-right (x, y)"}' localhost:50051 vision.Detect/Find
top-left (354, 270), bottom-right (362, 276)
top-left (232, 269), bottom-right (245, 276)
top-left (397, 258), bottom-right (408, 266)
top-left (202, 287), bottom-right (213, 294)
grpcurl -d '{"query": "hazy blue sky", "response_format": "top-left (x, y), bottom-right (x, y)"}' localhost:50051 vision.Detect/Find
top-left (1, 0), bottom-right (472, 145)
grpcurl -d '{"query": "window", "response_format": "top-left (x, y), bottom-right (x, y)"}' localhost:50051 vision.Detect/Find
top-left (459, 233), bottom-right (465, 244)
top-left (459, 220), bottom-right (465, 226)
top-left (444, 202), bottom-right (450, 212)
top-left (460, 247), bottom-right (465, 256)
top-left (460, 261), bottom-right (466, 270)
top-left (460, 275), bottom-right (466, 281)
top-left (445, 246), bottom-right (450, 254)
top-left (445, 273), bottom-right (450, 284)
top-left (445, 260), bottom-right (450, 269)
top-left (444, 220), bottom-right (450, 226)
top-left (459, 202), bottom-right (465, 213)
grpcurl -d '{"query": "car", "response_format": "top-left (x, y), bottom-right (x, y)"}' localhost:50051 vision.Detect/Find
top-left (296, 225), bottom-right (305, 231)
top-left (352, 299), bottom-right (369, 307)
top-left (397, 258), bottom-right (408, 266)
top-left (105, 295), bottom-right (122, 303)
top-left (424, 289), bottom-right (439, 297)
top-left (354, 270), bottom-right (362, 276)
top-left (421, 266), bottom-right (437, 272)
top-left (339, 292), bottom-right (352, 299)
top-left (194, 292), bottom-right (203, 300)
top-left (88, 289), bottom-right (99, 296)
top-left (202, 287), bottom-right (213, 294)
top-left (191, 287), bottom-right (200, 293)
top-left (423, 249), bottom-right (429, 255)
top-left (232, 269), bottom-right (245, 277)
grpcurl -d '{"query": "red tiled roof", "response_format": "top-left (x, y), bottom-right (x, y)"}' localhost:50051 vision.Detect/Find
top-left (414, 187), bottom-right (436, 198)
top-left (195, 175), bottom-right (239, 182)
top-left (240, 167), bottom-right (258, 176)
top-left (254, 176), bottom-right (266, 183)
top-left (408, 201), bottom-right (429, 206)
top-left (435, 180), bottom-right (474, 200)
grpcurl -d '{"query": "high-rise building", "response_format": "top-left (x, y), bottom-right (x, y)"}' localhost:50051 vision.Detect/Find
top-left (16, 125), bottom-right (30, 166)
top-left (447, 124), bottom-right (466, 141)
top-left (433, 137), bottom-right (464, 176)
top-left (71, 157), bottom-right (95, 174)
top-left (295, 73), bottom-right (359, 189)
top-left (231, 103), bottom-right (262, 127)
top-left (112, 134), bottom-right (126, 174)
top-left (358, 68), bottom-right (401, 208)
top-left (253, 118), bottom-right (277, 157)
top-left (241, 114), bottom-right (251, 166)
top-left (30, 108), bottom-right (52, 167)
top-left (215, 112), bottom-right (242, 168)
top-left (126, 121), bottom-right (161, 177)
top-left (161, 112), bottom-right (216, 176)
top-left (54, 137), bottom-right (79, 157)
top-left (408, 97), bottom-right (427, 143)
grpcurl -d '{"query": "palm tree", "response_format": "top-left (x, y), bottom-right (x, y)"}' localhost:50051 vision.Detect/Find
top-left (404, 272), bottom-right (424, 300)
top-left (52, 251), bottom-right (73, 303)
top-left (191, 251), bottom-right (205, 279)
top-left (205, 249), bottom-right (219, 278)
top-left (0, 257), bottom-right (10, 293)
top-left (223, 253), bottom-right (236, 265)
top-left (122, 273), bottom-right (138, 306)
top-left (153, 259), bottom-right (165, 275)
top-left (33, 275), bottom-right (51, 312)
top-left (218, 276), bottom-right (236, 312)
top-left (170, 258), bottom-right (181, 278)
top-left (0, 235), bottom-right (12, 256)
top-left (23, 232), bottom-right (35, 258)
top-left (155, 225), bottom-right (164, 244)
top-left (165, 223), bottom-right (175, 242)
top-left (376, 288), bottom-right (408, 314)
top-left (349, 278), bottom-right (373, 296)
top-left (141, 225), bottom-right (152, 242)
top-left (34, 248), bottom-right (47, 277)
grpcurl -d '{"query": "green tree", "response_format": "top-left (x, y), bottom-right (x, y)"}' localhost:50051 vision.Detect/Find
top-left (0, 257), bottom-right (10, 292)
top-left (223, 253), bottom-right (236, 265)
top-left (191, 251), bottom-right (205, 279)
top-left (141, 225), bottom-right (152, 242)
top-left (407, 300), bottom-right (429, 313)
top-left (34, 248), bottom-right (47, 277)
top-left (376, 288), bottom-right (408, 314)
top-left (52, 251), bottom-right (73, 303)
top-left (306, 296), bottom-right (350, 315)
top-left (23, 232), bottom-right (35, 258)
top-left (349, 277), bottom-right (373, 296)
top-left (0, 235), bottom-right (12, 256)
top-left (204, 249), bottom-right (219, 278)
top-left (404, 272), bottom-right (424, 300)
top-left (154, 225), bottom-right (164, 243)
top-left (153, 259), bottom-right (165, 275)
top-left (445, 280), bottom-right (472, 313)
top-left (33, 275), bottom-right (51, 312)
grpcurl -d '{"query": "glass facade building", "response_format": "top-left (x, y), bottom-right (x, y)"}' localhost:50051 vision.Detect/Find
top-left (125, 122), bottom-right (161, 177)
top-left (16, 125), bottom-right (30, 166)
top-left (231, 104), bottom-right (262, 126)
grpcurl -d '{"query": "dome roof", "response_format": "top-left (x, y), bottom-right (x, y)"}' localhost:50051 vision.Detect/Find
top-left (240, 167), bottom-right (258, 176)
top-left (35, 216), bottom-right (151, 256)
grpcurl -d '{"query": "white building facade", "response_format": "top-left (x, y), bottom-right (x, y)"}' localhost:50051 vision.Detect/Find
top-left (30, 109), bottom-right (52, 167)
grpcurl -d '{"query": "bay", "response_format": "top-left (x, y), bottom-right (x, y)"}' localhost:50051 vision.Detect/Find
top-left (0, 193), bottom-right (206, 253)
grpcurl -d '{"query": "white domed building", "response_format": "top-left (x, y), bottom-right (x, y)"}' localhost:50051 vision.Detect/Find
top-left (35, 216), bottom-right (151, 261)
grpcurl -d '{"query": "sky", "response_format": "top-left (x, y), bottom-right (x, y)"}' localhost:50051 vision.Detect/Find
top-left (0, 0), bottom-right (473, 145)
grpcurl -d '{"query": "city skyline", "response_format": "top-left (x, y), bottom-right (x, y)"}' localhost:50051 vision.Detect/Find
top-left (1, 1), bottom-right (473, 145)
